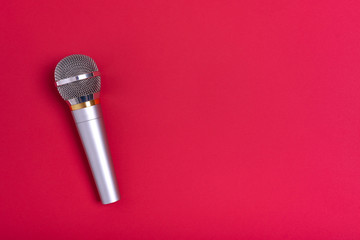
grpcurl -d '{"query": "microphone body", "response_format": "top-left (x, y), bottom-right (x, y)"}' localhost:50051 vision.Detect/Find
top-left (72, 104), bottom-right (119, 204)
top-left (54, 54), bottom-right (120, 205)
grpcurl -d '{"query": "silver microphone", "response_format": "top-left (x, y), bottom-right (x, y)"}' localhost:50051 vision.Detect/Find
top-left (54, 54), bottom-right (120, 204)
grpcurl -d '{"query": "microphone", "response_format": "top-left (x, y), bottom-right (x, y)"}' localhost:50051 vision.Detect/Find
top-left (54, 54), bottom-right (120, 204)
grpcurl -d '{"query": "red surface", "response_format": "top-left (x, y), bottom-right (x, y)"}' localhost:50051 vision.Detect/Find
top-left (1, 0), bottom-right (360, 239)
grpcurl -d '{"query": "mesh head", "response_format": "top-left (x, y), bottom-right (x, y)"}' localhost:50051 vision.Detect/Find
top-left (54, 54), bottom-right (101, 100)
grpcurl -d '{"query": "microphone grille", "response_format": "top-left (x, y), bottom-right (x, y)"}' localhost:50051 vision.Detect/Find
top-left (54, 54), bottom-right (101, 100)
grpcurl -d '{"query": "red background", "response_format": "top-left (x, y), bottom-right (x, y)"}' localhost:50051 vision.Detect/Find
top-left (1, 0), bottom-right (360, 239)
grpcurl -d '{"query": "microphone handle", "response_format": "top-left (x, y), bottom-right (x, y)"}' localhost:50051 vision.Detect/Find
top-left (72, 104), bottom-right (120, 204)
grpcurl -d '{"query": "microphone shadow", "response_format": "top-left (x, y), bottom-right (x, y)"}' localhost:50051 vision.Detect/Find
top-left (45, 60), bottom-right (101, 203)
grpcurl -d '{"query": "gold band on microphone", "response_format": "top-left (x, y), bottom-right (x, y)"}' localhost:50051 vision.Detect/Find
top-left (70, 99), bottom-right (100, 111)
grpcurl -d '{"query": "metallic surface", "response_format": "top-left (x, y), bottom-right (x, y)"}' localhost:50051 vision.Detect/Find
top-left (56, 71), bottom-right (101, 86)
top-left (55, 55), bottom-right (101, 100)
top-left (54, 54), bottom-right (119, 204)
top-left (68, 92), bottom-right (100, 106)
top-left (55, 54), bottom-right (98, 81)
top-left (70, 99), bottom-right (100, 110)
top-left (56, 75), bottom-right (101, 100)
top-left (72, 105), bottom-right (120, 204)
